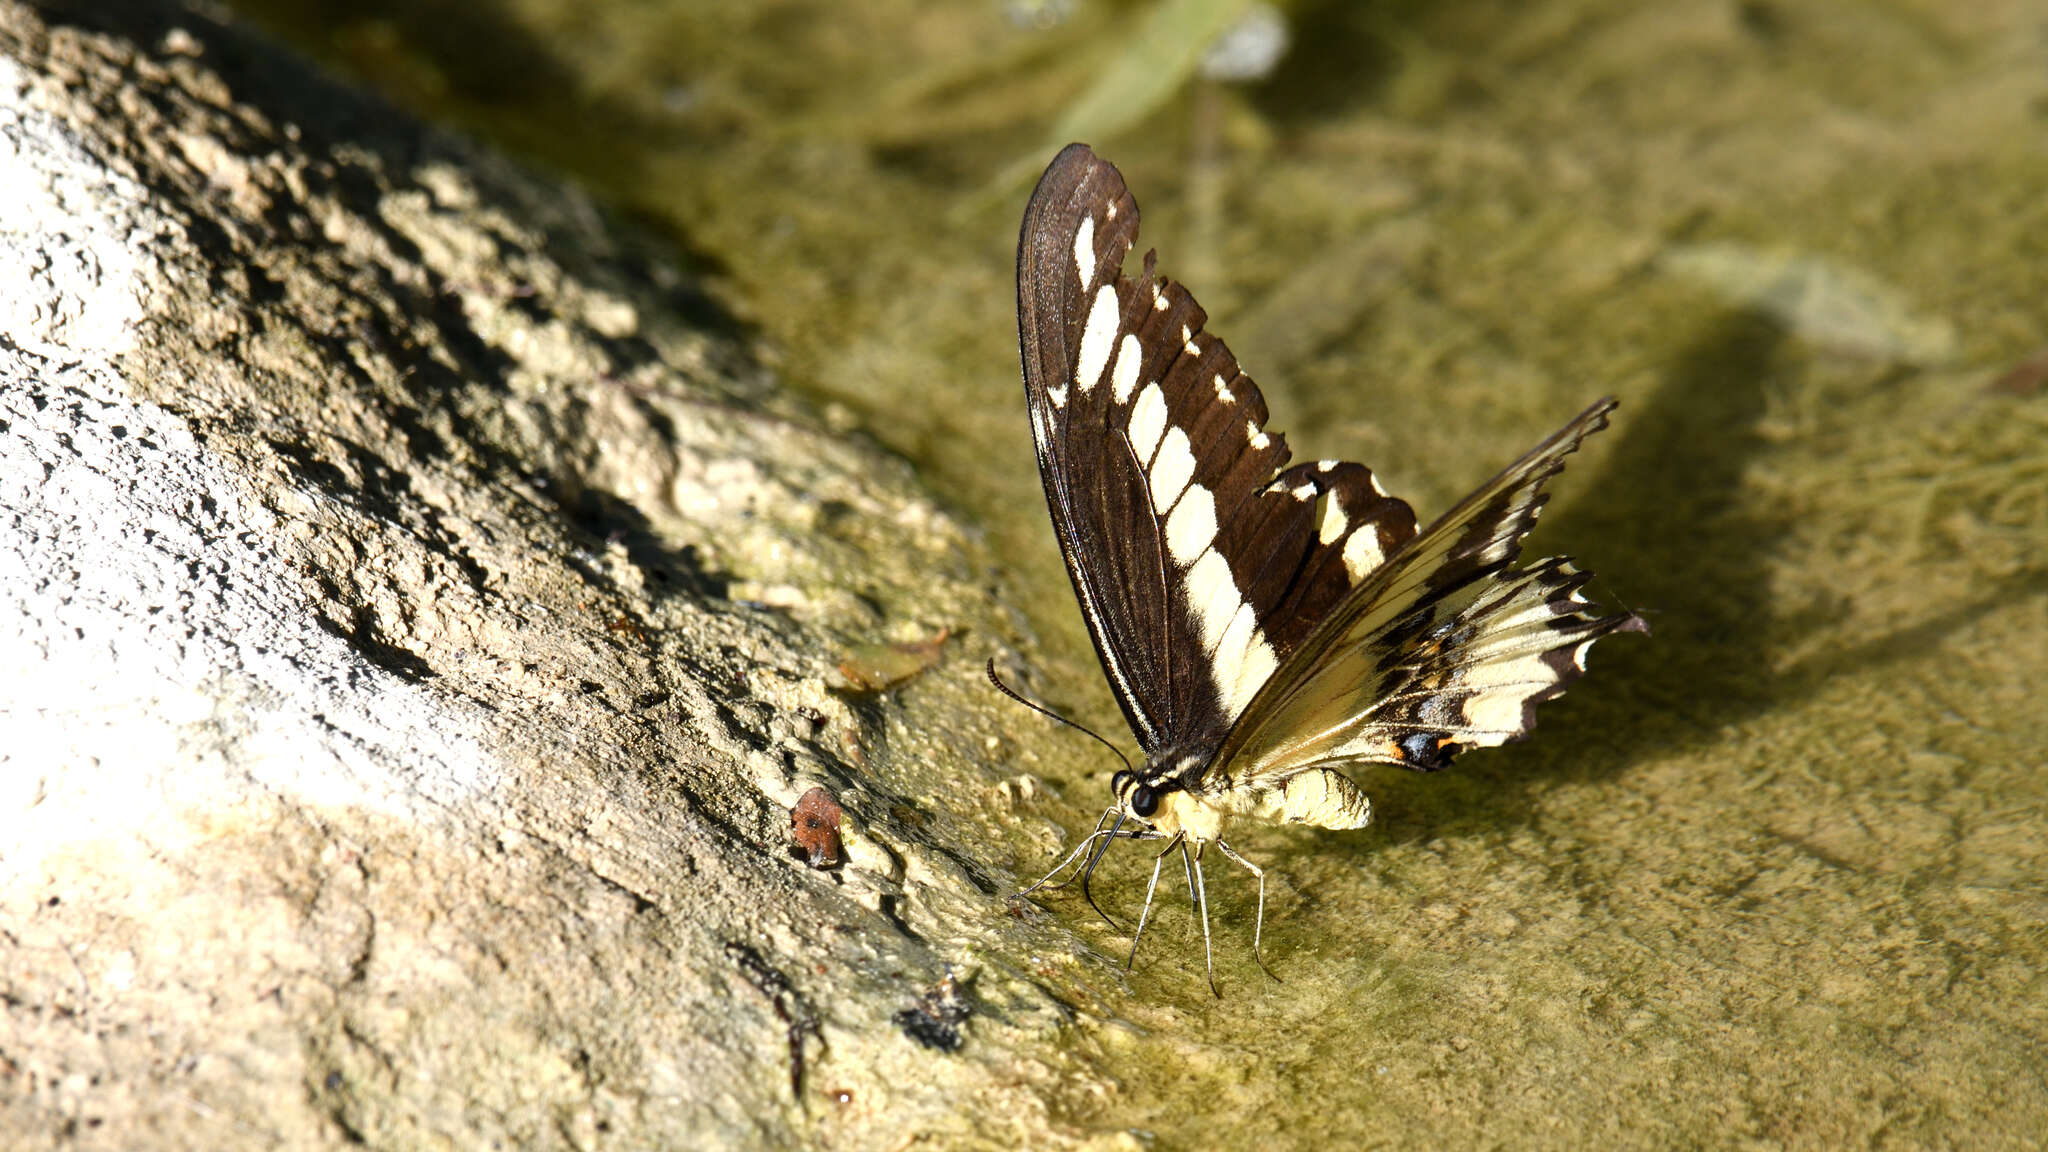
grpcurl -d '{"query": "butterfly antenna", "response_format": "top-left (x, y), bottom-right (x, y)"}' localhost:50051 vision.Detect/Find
top-left (986, 659), bottom-right (1133, 773)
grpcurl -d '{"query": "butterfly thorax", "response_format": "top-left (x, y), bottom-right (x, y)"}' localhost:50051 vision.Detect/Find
top-left (1111, 761), bottom-right (1233, 842)
top-left (1112, 753), bottom-right (1374, 842)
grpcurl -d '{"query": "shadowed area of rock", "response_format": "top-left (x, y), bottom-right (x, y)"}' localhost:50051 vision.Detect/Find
top-left (0, 3), bottom-right (1127, 1147)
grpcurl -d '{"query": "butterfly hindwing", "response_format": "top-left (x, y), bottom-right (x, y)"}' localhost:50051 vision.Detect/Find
top-left (1019, 144), bottom-right (1418, 760)
top-left (1211, 399), bottom-right (1646, 787)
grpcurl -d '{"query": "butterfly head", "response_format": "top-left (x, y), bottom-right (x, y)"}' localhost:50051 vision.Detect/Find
top-left (1109, 768), bottom-right (1175, 821)
top-left (1108, 754), bottom-right (1223, 840)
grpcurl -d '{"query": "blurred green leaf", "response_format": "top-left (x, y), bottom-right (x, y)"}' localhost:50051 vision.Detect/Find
top-left (1048, 0), bottom-right (1256, 146)
top-left (970, 0), bottom-right (1256, 213)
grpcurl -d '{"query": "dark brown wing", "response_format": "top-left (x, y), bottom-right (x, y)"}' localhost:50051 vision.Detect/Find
top-left (1018, 144), bottom-right (1417, 758)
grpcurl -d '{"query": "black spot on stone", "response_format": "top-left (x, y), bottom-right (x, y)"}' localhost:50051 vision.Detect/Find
top-left (893, 971), bottom-right (972, 1052)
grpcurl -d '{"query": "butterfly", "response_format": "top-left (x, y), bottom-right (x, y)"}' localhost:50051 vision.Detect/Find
top-left (1005, 143), bottom-right (1646, 993)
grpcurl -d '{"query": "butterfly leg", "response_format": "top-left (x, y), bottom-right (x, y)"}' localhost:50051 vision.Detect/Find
top-left (1215, 840), bottom-right (1281, 984)
top-left (1019, 807), bottom-right (1119, 896)
top-left (1075, 811), bottom-right (1131, 933)
top-left (1125, 832), bottom-right (1184, 971)
top-left (1184, 839), bottom-right (1220, 998)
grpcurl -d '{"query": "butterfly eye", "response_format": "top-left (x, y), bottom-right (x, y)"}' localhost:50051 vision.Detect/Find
top-left (1129, 785), bottom-right (1159, 818)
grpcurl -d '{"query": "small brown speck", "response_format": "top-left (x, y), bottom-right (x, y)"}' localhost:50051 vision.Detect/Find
top-left (1989, 345), bottom-right (2048, 395)
top-left (791, 787), bottom-right (844, 868)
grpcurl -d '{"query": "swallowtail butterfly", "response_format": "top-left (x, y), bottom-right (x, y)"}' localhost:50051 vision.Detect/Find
top-left (1010, 144), bottom-right (1645, 991)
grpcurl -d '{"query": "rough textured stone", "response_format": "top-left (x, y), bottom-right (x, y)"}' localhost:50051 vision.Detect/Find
top-left (0, 3), bottom-right (1114, 1147)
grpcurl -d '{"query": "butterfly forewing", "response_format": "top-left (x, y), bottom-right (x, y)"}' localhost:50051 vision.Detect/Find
top-left (1212, 399), bottom-right (1646, 784)
top-left (1019, 144), bottom-right (1418, 761)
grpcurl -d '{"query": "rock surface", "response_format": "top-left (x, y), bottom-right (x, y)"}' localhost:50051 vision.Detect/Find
top-left (0, 2), bottom-right (1110, 1147)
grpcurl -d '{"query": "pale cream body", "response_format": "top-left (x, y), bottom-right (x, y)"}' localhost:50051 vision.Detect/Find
top-left (1136, 766), bottom-right (1373, 843)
